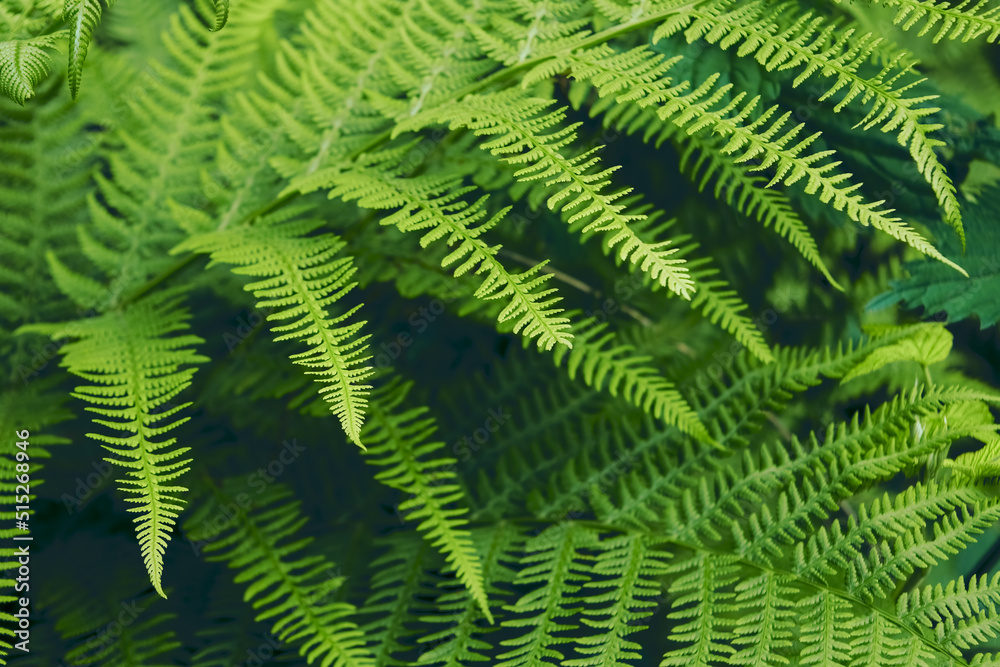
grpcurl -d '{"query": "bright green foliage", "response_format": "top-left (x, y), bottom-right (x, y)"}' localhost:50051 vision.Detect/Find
top-left (174, 212), bottom-right (375, 447)
top-left (7, 0), bottom-right (1000, 665)
top-left (410, 89), bottom-right (697, 300)
top-left (65, 0), bottom-right (111, 99)
top-left (0, 32), bottom-right (63, 105)
top-left (20, 289), bottom-right (206, 598)
top-left (361, 379), bottom-right (492, 623)
top-left (328, 149), bottom-right (574, 351)
top-left (547, 314), bottom-right (711, 441)
top-left (655, 0), bottom-right (965, 246)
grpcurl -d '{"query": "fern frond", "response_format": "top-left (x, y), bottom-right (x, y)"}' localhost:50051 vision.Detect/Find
top-left (548, 313), bottom-right (709, 441)
top-left (473, 0), bottom-right (592, 65)
top-left (581, 86), bottom-right (840, 287)
top-left (657, 0), bottom-right (964, 245)
top-left (173, 213), bottom-right (374, 447)
top-left (729, 571), bottom-right (798, 665)
top-left (362, 379), bottom-right (492, 623)
top-left (565, 44), bottom-right (967, 276)
top-left (865, 0), bottom-right (1000, 43)
top-left (497, 521), bottom-right (599, 667)
top-left (20, 289), bottom-right (206, 598)
top-left (328, 153), bottom-right (573, 350)
top-left (659, 552), bottom-right (740, 665)
top-left (367, 0), bottom-right (494, 120)
top-left (186, 481), bottom-right (375, 666)
top-left (408, 89), bottom-right (696, 299)
top-left (418, 522), bottom-right (524, 665)
top-left (63, 594), bottom-right (182, 666)
top-left (0, 32), bottom-right (63, 104)
top-left (359, 534), bottom-right (431, 666)
top-left (899, 573), bottom-right (1000, 632)
top-left (270, 0), bottom-right (402, 194)
top-left (564, 532), bottom-right (672, 667)
top-left (65, 0), bottom-right (111, 99)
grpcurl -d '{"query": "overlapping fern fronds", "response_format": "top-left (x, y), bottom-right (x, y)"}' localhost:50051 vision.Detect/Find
top-left (328, 148), bottom-right (574, 350)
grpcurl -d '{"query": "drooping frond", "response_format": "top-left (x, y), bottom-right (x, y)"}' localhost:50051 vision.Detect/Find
top-left (65, 0), bottom-right (111, 99)
top-left (328, 150), bottom-right (573, 350)
top-left (185, 481), bottom-right (375, 667)
top-left (19, 289), bottom-right (206, 598)
top-left (655, 0), bottom-right (964, 245)
top-left (583, 86), bottom-right (840, 289)
top-left (571, 207), bottom-right (775, 361)
top-left (361, 379), bottom-right (492, 622)
top-left (173, 212), bottom-right (374, 447)
top-left (0, 33), bottom-right (63, 104)
top-left (563, 43), bottom-right (967, 275)
top-left (418, 522), bottom-right (524, 665)
top-left (406, 88), bottom-right (696, 299)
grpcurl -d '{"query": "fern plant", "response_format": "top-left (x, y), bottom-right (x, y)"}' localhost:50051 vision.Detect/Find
top-left (4, 0), bottom-right (1000, 665)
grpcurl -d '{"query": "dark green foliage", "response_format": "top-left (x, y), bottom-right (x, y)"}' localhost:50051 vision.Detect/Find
top-left (873, 186), bottom-right (1000, 328)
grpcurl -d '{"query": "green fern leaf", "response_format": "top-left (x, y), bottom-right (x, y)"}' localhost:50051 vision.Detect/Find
top-left (362, 379), bottom-right (493, 624)
top-left (0, 33), bottom-right (63, 104)
top-left (565, 43), bottom-right (967, 276)
top-left (173, 212), bottom-right (375, 447)
top-left (65, 0), bottom-right (112, 99)
top-left (186, 481), bottom-right (375, 667)
top-left (405, 89), bottom-right (697, 300)
top-left (328, 151), bottom-right (573, 351)
top-left (20, 289), bottom-right (206, 597)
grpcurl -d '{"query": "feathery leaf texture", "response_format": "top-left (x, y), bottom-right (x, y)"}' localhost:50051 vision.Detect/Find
top-left (186, 481), bottom-right (375, 667)
top-left (407, 88), bottom-right (697, 299)
top-left (173, 213), bottom-right (374, 447)
top-left (65, 0), bottom-right (112, 99)
top-left (6, 0), bottom-right (1000, 665)
top-left (0, 32), bottom-right (63, 105)
top-left (328, 150), bottom-right (573, 350)
top-left (871, 186), bottom-right (1000, 328)
top-left (362, 379), bottom-right (493, 623)
top-left (20, 289), bottom-right (206, 598)
top-left (563, 43), bottom-right (967, 275)
top-left (656, 0), bottom-right (964, 246)
top-left (548, 314), bottom-right (711, 442)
